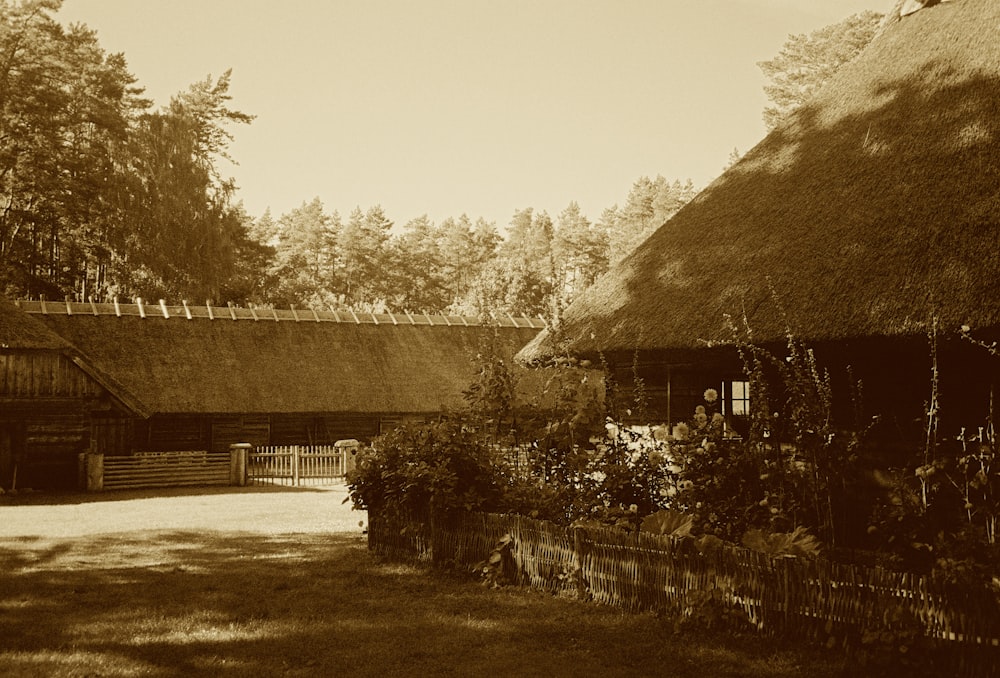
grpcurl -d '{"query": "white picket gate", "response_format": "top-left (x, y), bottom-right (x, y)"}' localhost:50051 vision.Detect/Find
top-left (246, 445), bottom-right (351, 486)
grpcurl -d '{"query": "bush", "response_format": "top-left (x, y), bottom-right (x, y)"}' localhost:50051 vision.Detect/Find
top-left (346, 419), bottom-right (502, 521)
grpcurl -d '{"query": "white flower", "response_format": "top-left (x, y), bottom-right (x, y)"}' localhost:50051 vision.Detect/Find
top-left (703, 388), bottom-right (718, 403)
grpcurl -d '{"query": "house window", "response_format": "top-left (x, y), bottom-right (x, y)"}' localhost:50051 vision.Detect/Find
top-left (724, 380), bottom-right (750, 416)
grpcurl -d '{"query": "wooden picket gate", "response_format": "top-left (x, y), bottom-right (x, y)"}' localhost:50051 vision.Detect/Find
top-left (246, 444), bottom-right (352, 486)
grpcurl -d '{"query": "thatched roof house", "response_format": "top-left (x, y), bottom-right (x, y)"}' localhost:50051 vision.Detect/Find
top-left (522, 0), bottom-right (1000, 437)
top-left (1, 298), bottom-right (543, 488)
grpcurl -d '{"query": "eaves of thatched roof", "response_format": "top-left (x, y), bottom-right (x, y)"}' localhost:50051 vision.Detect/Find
top-left (13, 300), bottom-right (542, 417)
top-left (522, 0), bottom-right (1000, 362)
top-left (0, 297), bottom-right (70, 351)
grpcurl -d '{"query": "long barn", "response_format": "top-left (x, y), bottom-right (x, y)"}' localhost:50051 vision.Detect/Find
top-left (0, 297), bottom-right (544, 490)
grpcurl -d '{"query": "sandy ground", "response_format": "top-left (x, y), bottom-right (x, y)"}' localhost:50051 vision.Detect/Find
top-left (0, 482), bottom-right (367, 538)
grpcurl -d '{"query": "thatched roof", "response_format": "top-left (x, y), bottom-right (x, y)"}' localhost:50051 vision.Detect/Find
top-left (522, 0), bottom-right (1000, 361)
top-left (0, 297), bottom-right (70, 351)
top-left (10, 300), bottom-right (542, 417)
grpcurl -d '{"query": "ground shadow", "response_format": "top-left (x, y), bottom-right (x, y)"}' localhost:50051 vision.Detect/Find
top-left (0, 530), bottom-right (842, 677)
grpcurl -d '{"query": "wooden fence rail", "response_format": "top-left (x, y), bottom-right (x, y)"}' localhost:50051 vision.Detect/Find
top-left (99, 451), bottom-right (231, 490)
top-left (370, 511), bottom-right (1000, 675)
top-left (247, 445), bottom-right (348, 486)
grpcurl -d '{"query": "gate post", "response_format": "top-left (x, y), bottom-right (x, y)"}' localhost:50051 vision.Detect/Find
top-left (86, 452), bottom-right (104, 491)
top-left (292, 445), bottom-right (300, 486)
top-left (229, 443), bottom-right (251, 486)
top-left (335, 439), bottom-right (361, 477)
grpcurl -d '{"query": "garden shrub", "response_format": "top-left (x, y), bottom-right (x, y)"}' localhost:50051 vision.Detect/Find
top-left (346, 419), bottom-right (502, 521)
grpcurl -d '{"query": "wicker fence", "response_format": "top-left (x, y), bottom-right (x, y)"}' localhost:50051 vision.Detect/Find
top-left (370, 511), bottom-right (1000, 674)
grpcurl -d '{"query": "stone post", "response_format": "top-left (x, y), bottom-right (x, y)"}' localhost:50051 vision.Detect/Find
top-left (334, 438), bottom-right (361, 476)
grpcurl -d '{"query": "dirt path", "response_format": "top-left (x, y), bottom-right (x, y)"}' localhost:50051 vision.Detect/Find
top-left (0, 483), bottom-right (366, 538)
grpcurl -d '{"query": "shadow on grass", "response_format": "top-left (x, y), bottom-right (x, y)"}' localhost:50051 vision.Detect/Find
top-left (0, 482), bottom-right (337, 507)
top-left (0, 530), bottom-right (846, 678)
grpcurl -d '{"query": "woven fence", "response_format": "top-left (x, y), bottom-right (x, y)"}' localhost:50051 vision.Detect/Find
top-left (369, 511), bottom-right (1000, 675)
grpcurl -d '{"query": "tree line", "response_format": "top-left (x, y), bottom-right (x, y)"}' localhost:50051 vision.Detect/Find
top-left (248, 177), bottom-right (696, 319)
top-left (1, 0), bottom-right (880, 319)
top-left (0, 0), bottom-right (698, 318)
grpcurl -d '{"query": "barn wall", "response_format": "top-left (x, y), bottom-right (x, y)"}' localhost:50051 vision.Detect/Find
top-left (0, 352), bottom-right (104, 398)
top-left (268, 413), bottom-right (381, 445)
top-left (0, 350), bottom-right (109, 490)
top-left (132, 412), bottom-right (421, 454)
top-left (608, 361), bottom-right (741, 427)
top-left (0, 414), bottom-right (89, 490)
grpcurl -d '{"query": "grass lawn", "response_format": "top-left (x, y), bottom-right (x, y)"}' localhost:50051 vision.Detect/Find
top-left (0, 486), bottom-right (848, 677)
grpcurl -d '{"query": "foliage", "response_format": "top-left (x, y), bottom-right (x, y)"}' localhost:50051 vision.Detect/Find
top-left (474, 533), bottom-right (513, 588)
top-left (640, 509), bottom-right (693, 538)
top-left (345, 419), bottom-right (501, 521)
top-left (675, 588), bottom-right (753, 637)
top-left (859, 327), bottom-right (1000, 593)
top-left (758, 10), bottom-right (883, 130)
top-left (742, 527), bottom-right (822, 559)
top-left (0, 2), bottom-right (706, 311)
top-left (848, 603), bottom-right (940, 677)
top-left (0, 1), bottom-right (258, 301)
top-left (602, 176), bottom-right (696, 267)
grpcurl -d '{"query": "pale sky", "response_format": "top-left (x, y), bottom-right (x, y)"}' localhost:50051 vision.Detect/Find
top-left (56, 0), bottom-right (893, 230)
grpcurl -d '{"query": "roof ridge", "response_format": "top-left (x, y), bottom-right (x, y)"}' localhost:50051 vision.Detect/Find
top-left (14, 298), bottom-right (548, 329)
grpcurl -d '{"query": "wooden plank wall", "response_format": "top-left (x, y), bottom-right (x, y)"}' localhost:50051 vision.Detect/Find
top-left (270, 413), bottom-right (380, 445)
top-left (12, 414), bottom-right (89, 490)
top-left (0, 352), bottom-right (103, 398)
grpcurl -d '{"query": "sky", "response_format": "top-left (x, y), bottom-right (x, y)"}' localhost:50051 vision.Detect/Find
top-left (56, 0), bottom-right (894, 230)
